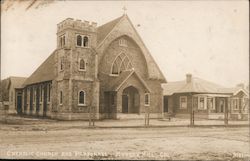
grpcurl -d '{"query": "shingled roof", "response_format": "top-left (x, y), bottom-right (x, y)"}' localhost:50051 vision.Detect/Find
top-left (97, 15), bottom-right (123, 45)
top-left (23, 51), bottom-right (56, 86)
top-left (162, 75), bottom-right (233, 96)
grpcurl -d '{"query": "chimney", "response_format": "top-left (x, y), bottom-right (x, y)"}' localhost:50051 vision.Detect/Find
top-left (186, 74), bottom-right (192, 83)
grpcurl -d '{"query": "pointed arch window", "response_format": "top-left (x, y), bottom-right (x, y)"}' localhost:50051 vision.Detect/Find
top-left (111, 53), bottom-right (133, 75)
top-left (76, 35), bottom-right (90, 47)
top-left (83, 36), bottom-right (89, 47)
top-left (78, 90), bottom-right (86, 105)
top-left (79, 59), bottom-right (86, 71)
top-left (77, 35), bottom-right (82, 46)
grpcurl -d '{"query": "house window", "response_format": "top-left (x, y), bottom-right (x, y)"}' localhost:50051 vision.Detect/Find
top-left (207, 97), bottom-right (215, 110)
top-left (219, 99), bottom-right (225, 112)
top-left (77, 35), bottom-right (82, 46)
top-left (145, 93), bottom-right (150, 106)
top-left (231, 98), bottom-right (239, 110)
top-left (78, 91), bottom-right (86, 105)
top-left (79, 59), bottom-right (86, 71)
top-left (111, 53), bottom-right (132, 75)
top-left (83, 36), bottom-right (89, 47)
top-left (198, 97), bottom-right (205, 110)
top-left (59, 91), bottom-right (63, 105)
top-left (180, 96), bottom-right (187, 109)
top-left (119, 38), bottom-right (127, 47)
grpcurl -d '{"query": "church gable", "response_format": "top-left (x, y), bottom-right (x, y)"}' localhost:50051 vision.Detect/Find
top-left (98, 35), bottom-right (148, 79)
top-left (97, 14), bottom-right (166, 82)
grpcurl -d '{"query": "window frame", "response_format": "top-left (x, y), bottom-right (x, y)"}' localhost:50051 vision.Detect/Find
top-left (144, 93), bottom-right (150, 106)
top-left (60, 35), bottom-right (66, 48)
top-left (119, 38), bottom-right (127, 47)
top-left (76, 34), bottom-right (90, 48)
top-left (198, 96), bottom-right (206, 110)
top-left (78, 90), bottom-right (86, 106)
top-left (59, 57), bottom-right (64, 71)
top-left (110, 52), bottom-right (133, 76)
top-left (78, 59), bottom-right (87, 71)
top-left (179, 96), bottom-right (187, 109)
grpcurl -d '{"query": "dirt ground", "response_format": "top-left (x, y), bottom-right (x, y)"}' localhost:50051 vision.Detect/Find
top-left (0, 116), bottom-right (249, 160)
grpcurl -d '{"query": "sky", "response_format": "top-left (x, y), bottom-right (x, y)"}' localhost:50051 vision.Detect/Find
top-left (1, 0), bottom-right (249, 87)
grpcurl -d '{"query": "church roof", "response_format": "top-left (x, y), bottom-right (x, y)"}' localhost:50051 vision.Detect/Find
top-left (97, 15), bottom-right (124, 45)
top-left (9, 76), bottom-right (27, 89)
top-left (23, 51), bottom-right (56, 86)
top-left (162, 76), bottom-right (233, 96)
top-left (97, 14), bottom-right (166, 82)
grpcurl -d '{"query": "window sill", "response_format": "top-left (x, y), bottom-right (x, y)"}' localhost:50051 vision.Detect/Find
top-left (78, 69), bottom-right (86, 72)
top-left (76, 46), bottom-right (90, 48)
top-left (78, 104), bottom-right (87, 106)
top-left (109, 74), bottom-right (119, 77)
top-left (145, 104), bottom-right (150, 106)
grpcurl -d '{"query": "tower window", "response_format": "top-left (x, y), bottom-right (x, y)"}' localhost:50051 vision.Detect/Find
top-left (78, 91), bottom-right (86, 105)
top-left (77, 35), bottom-right (82, 46)
top-left (79, 59), bottom-right (86, 71)
top-left (83, 36), bottom-right (89, 47)
top-left (60, 35), bottom-right (66, 47)
top-left (76, 34), bottom-right (89, 47)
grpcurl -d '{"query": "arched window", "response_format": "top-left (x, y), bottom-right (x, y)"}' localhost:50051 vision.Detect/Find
top-left (111, 53), bottom-right (133, 75)
top-left (60, 57), bottom-right (64, 71)
top-left (77, 35), bottom-right (82, 46)
top-left (78, 91), bottom-right (86, 105)
top-left (83, 36), bottom-right (88, 47)
top-left (62, 36), bottom-right (65, 46)
top-left (79, 59), bottom-right (86, 71)
top-left (145, 93), bottom-right (150, 106)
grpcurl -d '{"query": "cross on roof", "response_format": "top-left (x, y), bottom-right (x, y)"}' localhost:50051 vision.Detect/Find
top-left (122, 6), bottom-right (127, 14)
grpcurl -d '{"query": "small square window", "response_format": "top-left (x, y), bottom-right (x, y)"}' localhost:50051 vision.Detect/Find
top-left (119, 39), bottom-right (127, 47)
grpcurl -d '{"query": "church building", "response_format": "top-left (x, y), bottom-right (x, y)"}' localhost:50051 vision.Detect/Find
top-left (17, 14), bottom-right (166, 120)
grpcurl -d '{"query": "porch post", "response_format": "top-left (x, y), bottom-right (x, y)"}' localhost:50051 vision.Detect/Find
top-left (190, 93), bottom-right (194, 126)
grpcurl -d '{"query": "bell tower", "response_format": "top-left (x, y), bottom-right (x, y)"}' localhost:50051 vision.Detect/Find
top-left (56, 18), bottom-right (97, 49)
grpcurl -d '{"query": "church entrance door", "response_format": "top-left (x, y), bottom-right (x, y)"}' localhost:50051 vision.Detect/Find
top-left (122, 86), bottom-right (140, 114)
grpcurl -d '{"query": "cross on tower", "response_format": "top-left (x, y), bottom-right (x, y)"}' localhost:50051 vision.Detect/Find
top-left (122, 6), bottom-right (127, 14)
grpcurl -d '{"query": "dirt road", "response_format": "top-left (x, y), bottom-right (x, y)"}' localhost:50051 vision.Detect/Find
top-left (0, 120), bottom-right (249, 160)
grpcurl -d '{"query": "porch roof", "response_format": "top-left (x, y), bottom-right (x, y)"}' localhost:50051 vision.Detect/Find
top-left (192, 94), bottom-right (231, 97)
top-left (105, 70), bottom-right (151, 92)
